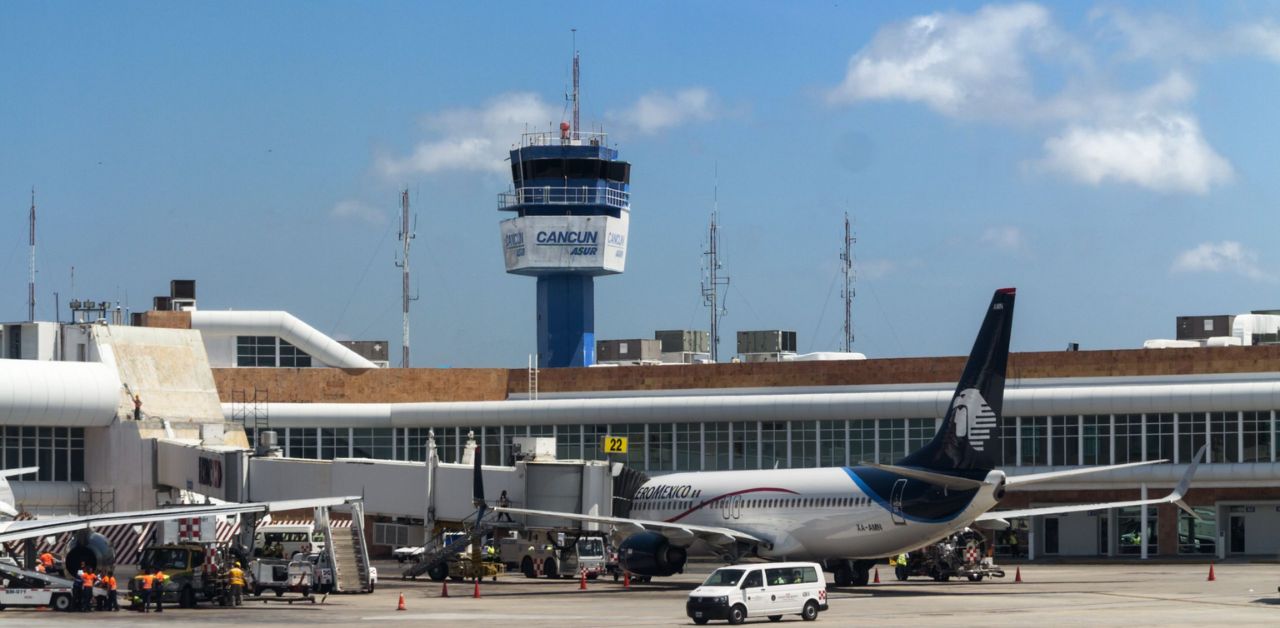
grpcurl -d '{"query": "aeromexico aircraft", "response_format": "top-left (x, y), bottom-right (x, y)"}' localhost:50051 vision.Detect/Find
top-left (0, 466), bottom-right (358, 567)
top-left (497, 288), bottom-right (1204, 586)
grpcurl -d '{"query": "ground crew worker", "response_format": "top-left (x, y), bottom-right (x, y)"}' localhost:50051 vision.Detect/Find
top-left (152, 568), bottom-right (166, 613)
top-left (228, 561), bottom-right (245, 606)
top-left (79, 566), bottom-right (96, 611)
top-left (106, 570), bottom-right (119, 611)
top-left (132, 394), bottom-right (142, 420)
top-left (72, 563), bottom-right (86, 612)
top-left (39, 551), bottom-right (55, 572)
top-left (497, 490), bottom-right (513, 522)
top-left (137, 571), bottom-right (156, 612)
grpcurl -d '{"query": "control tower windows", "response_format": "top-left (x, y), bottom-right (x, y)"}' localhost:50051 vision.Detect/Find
top-left (513, 159), bottom-right (631, 184)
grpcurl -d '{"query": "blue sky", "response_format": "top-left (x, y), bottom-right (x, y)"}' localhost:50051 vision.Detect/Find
top-left (3, 1), bottom-right (1280, 366)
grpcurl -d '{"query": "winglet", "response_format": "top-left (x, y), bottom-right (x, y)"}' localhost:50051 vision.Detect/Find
top-left (1170, 444), bottom-right (1206, 518)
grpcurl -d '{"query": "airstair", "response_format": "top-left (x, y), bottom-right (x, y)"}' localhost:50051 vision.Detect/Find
top-left (401, 507), bottom-right (498, 580)
top-left (318, 502), bottom-right (373, 593)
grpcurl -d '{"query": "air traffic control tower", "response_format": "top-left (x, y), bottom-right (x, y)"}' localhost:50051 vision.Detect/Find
top-left (498, 121), bottom-right (631, 368)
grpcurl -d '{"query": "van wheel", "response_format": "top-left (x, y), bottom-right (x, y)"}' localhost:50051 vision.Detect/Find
top-left (521, 557), bottom-right (537, 579)
top-left (728, 604), bottom-right (747, 625)
top-left (802, 600), bottom-right (819, 621)
top-left (274, 588), bottom-right (284, 597)
top-left (769, 615), bottom-right (783, 622)
top-left (51, 593), bottom-right (73, 612)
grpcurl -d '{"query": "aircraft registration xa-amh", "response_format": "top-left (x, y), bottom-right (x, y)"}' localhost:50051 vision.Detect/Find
top-left (497, 288), bottom-right (1204, 586)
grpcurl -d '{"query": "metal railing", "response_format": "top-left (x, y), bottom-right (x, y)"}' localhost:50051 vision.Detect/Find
top-left (498, 185), bottom-right (629, 211)
top-left (521, 130), bottom-right (608, 147)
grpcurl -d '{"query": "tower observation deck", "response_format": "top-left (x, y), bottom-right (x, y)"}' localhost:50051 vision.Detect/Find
top-left (499, 127), bottom-right (631, 367)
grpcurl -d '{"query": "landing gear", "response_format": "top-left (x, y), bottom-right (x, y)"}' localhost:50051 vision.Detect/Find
top-left (852, 560), bottom-right (874, 586)
top-left (831, 561), bottom-right (853, 587)
top-left (828, 559), bottom-right (873, 586)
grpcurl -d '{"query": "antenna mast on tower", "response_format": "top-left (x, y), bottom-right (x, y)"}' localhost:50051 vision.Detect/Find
top-left (28, 187), bottom-right (36, 322)
top-left (840, 212), bottom-right (856, 353)
top-left (701, 169), bottom-right (730, 362)
top-left (571, 28), bottom-right (580, 136)
top-left (396, 189), bottom-right (417, 367)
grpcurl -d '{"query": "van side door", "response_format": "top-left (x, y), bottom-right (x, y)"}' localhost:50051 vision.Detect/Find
top-left (740, 569), bottom-right (767, 615)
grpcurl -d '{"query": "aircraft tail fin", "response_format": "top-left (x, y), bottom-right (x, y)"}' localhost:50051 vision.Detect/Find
top-left (899, 288), bottom-right (1015, 472)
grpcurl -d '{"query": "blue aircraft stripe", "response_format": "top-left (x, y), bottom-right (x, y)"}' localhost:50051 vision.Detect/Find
top-left (841, 467), bottom-right (970, 525)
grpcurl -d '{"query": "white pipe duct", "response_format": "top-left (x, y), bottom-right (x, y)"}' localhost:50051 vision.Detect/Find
top-left (224, 378), bottom-right (1280, 429)
top-left (0, 359), bottom-right (121, 426)
top-left (190, 311), bottom-right (376, 369)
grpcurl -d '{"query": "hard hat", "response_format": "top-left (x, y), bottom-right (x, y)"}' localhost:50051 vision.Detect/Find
top-left (235, 562), bottom-right (241, 567)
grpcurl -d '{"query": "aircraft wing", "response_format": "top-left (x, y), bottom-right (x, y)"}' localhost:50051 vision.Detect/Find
top-left (1003, 459), bottom-right (1169, 486)
top-left (0, 496), bottom-right (361, 544)
top-left (978, 445), bottom-right (1204, 524)
top-left (494, 506), bottom-right (765, 549)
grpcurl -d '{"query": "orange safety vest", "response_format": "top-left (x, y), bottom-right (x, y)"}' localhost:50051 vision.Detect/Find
top-left (138, 574), bottom-right (155, 590)
top-left (81, 572), bottom-right (96, 587)
top-left (40, 552), bottom-right (54, 566)
top-left (105, 575), bottom-right (116, 590)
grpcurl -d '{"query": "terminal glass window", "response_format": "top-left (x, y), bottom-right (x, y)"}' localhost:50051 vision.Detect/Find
top-left (760, 421), bottom-right (788, 469)
top-left (484, 426), bottom-right (504, 465)
top-left (288, 428), bottom-right (318, 459)
top-left (436, 428), bottom-right (461, 463)
top-left (399, 428), bottom-right (429, 461)
top-left (675, 423), bottom-right (700, 471)
top-left (1209, 411), bottom-right (1239, 463)
top-left (1242, 411), bottom-right (1271, 462)
top-left (556, 425), bottom-right (582, 462)
top-left (877, 419), bottom-right (905, 464)
top-left (849, 420), bottom-right (874, 465)
top-left (818, 420), bottom-right (847, 467)
top-left (609, 424), bottom-right (645, 469)
top-left (1082, 415), bottom-right (1110, 465)
top-left (704, 423), bottom-right (730, 470)
top-left (1178, 506), bottom-right (1217, 554)
top-left (1019, 417), bottom-right (1048, 466)
top-left (647, 424), bottom-right (674, 471)
top-left (1001, 418), bottom-right (1018, 467)
top-left (236, 336), bottom-right (276, 367)
top-left (2, 426), bottom-right (85, 481)
top-left (583, 424), bottom-right (609, 461)
top-left (1178, 413), bottom-right (1207, 464)
top-left (792, 421), bottom-right (818, 468)
top-left (1146, 413), bottom-right (1174, 462)
top-left (352, 428), bottom-right (393, 460)
top-left (906, 419), bottom-right (935, 456)
top-left (279, 340), bottom-right (312, 368)
top-left (731, 422), bottom-right (759, 470)
top-left (1113, 414), bottom-right (1143, 464)
top-left (321, 428), bottom-right (350, 460)
top-left (1050, 416), bottom-right (1079, 466)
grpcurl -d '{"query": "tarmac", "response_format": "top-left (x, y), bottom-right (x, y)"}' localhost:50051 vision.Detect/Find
top-left (5, 559), bottom-right (1279, 626)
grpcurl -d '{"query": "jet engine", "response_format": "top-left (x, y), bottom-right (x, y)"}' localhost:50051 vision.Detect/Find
top-left (618, 531), bottom-right (687, 577)
top-left (65, 530), bottom-right (116, 572)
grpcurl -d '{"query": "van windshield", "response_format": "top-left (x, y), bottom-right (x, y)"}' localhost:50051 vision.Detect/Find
top-left (703, 568), bottom-right (745, 587)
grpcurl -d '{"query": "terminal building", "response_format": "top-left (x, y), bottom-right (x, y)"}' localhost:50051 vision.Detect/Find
top-left (4, 294), bottom-right (1280, 561)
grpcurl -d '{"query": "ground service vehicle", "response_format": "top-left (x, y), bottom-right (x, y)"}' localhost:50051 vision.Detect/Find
top-left (249, 556), bottom-right (314, 600)
top-left (687, 562), bottom-right (827, 625)
top-left (129, 543), bottom-right (249, 608)
top-left (0, 562), bottom-right (76, 612)
top-left (255, 524), bottom-right (326, 558)
top-left (501, 533), bottom-right (607, 579)
top-left (892, 529), bottom-right (1005, 582)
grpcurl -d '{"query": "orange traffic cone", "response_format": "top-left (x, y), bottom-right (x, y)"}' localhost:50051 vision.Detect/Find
top-left (580, 568), bottom-right (588, 590)
top-left (473, 578), bottom-right (481, 598)
top-left (1207, 562), bottom-right (1216, 582)
top-left (1014, 566), bottom-right (1022, 583)
top-left (873, 568), bottom-right (880, 584)
top-left (441, 580), bottom-right (450, 597)
top-left (623, 571), bottom-right (631, 589)
top-left (397, 592), bottom-right (406, 611)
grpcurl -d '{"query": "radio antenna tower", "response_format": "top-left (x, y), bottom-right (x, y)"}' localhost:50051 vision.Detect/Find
top-left (840, 212), bottom-right (856, 353)
top-left (571, 28), bottom-right (580, 136)
top-left (701, 168), bottom-right (730, 362)
top-left (28, 187), bottom-right (36, 322)
top-left (395, 189), bottom-right (417, 367)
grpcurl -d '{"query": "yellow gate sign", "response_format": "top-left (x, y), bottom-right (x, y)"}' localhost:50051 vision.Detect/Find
top-left (603, 436), bottom-right (628, 454)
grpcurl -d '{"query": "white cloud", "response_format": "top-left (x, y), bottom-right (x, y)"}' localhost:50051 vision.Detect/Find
top-left (856, 259), bottom-right (898, 281)
top-left (1172, 241), bottom-right (1273, 281)
top-left (329, 199), bottom-right (385, 224)
top-left (1232, 22), bottom-right (1280, 62)
top-left (1037, 114), bottom-right (1232, 194)
top-left (610, 87), bottom-right (717, 134)
top-left (826, 3), bottom-right (1057, 119)
top-left (980, 226), bottom-right (1026, 252)
top-left (376, 92), bottom-right (557, 177)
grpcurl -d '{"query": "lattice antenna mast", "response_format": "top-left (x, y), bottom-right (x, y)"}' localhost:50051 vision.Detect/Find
top-left (395, 189), bottom-right (417, 367)
top-left (840, 212), bottom-right (856, 353)
top-left (28, 187), bottom-right (36, 322)
top-left (571, 28), bottom-right (580, 136)
top-left (701, 169), bottom-right (730, 362)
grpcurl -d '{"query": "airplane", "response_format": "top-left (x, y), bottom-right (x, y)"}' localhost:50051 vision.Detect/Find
top-left (0, 465), bottom-right (359, 570)
top-left (494, 288), bottom-right (1205, 586)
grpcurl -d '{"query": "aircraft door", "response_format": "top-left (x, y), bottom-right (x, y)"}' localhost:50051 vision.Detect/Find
top-left (890, 479), bottom-right (908, 525)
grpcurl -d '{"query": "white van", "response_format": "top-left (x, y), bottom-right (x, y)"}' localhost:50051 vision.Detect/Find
top-left (254, 524), bottom-right (326, 558)
top-left (686, 562), bottom-right (828, 625)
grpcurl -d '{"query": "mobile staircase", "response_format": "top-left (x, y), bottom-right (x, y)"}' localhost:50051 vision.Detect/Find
top-left (401, 507), bottom-right (500, 580)
top-left (318, 502), bottom-right (374, 593)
